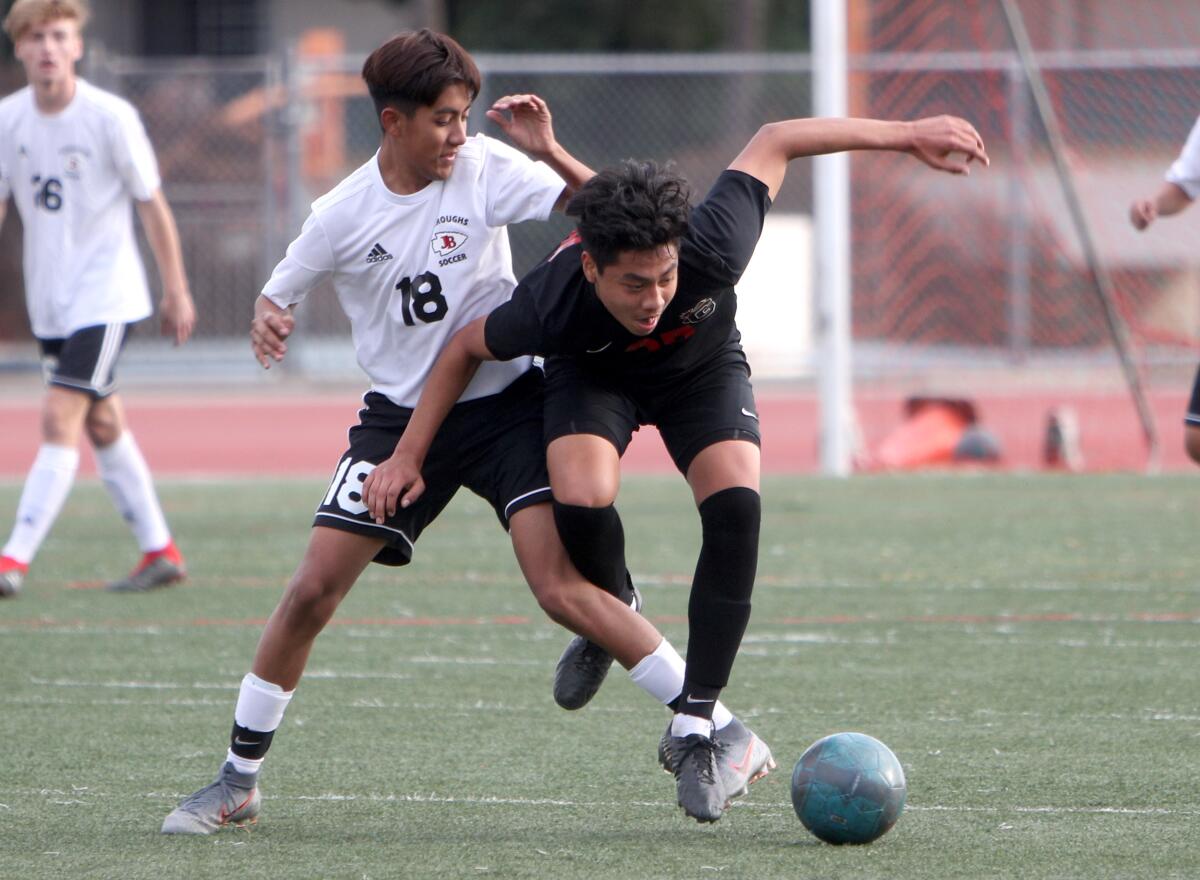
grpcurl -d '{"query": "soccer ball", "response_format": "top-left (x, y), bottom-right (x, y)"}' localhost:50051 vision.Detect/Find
top-left (790, 731), bottom-right (907, 845)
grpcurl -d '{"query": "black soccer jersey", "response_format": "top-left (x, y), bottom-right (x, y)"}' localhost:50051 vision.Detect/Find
top-left (484, 169), bottom-right (771, 390)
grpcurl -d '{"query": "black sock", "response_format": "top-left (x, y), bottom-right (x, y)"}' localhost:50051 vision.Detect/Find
top-left (552, 500), bottom-right (635, 604)
top-left (676, 681), bottom-right (721, 721)
top-left (229, 722), bottom-right (275, 761)
top-left (682, 487), bottom-right (761, 707)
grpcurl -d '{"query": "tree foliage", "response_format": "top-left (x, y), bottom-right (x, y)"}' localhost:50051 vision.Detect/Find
top-left (440, 0), bottom-right (808, 51)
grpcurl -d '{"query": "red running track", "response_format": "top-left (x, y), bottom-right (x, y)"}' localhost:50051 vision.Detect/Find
top-left (0, 385), bottom-right (1191, 477)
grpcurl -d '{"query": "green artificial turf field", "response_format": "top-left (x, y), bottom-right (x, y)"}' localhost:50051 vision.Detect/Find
top-left (2, 474), bottom-right (1199, 879)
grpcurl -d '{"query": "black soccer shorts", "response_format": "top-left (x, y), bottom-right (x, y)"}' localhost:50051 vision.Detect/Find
top-left (542, 348), bottom-right (762, 474)
top-left (38, 323), bottom-right (131, 399)
top-left (314, 369), bottom-right (552, 566)
top-left (1186, 363), bottom-right (1200, 428)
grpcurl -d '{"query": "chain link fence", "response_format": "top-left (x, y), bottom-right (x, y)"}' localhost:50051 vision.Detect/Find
top-left (2, 42), bottom-right (1198, 390)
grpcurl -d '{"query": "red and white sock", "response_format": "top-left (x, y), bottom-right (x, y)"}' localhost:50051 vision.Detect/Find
top-left (133, 539), bottom-right (184, 573)
top-left (0, 555), bottom-right (29, 575)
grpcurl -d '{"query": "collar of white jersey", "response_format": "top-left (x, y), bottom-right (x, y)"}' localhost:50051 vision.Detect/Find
top-left (369, 148), bottom-right (443, 206)
top-left (28, 77), bottom-right (90, 122)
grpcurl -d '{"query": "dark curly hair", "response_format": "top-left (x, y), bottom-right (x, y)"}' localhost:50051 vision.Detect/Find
top-left (566, 160), bottom-right (692, 271)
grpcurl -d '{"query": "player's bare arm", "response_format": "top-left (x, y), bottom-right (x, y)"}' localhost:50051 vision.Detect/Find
top-left (136, 189), bottom-right (196, 345)
top-left (250, 294), bottom-right (296, 369)
top-left (486, 93), bottom-right (595, 208)
top-left (729, 115), bottom-right (989, 200)
top-left (1130, 181), bottom-right (1193, 231)
top-left (0, 200), bottom-right (7, 230)
top-left (361, 317), bottom-right (494, 522)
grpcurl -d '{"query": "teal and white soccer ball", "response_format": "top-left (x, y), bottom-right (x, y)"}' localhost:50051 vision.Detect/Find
top-left (790, 731), bottom-right (907, 844)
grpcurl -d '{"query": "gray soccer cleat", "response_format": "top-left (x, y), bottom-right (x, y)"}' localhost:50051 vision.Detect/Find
top-left (0, 568), bottom-right (23, 598)
top-left (106, 556), bottom-right (186, 593)
top-left (553, 584), bottom-right (642, 710)
top-left (712, 716), bottom-right (775, 799)
top-left (161, 763), bottom-right (261, 835)
top-left (664, 732), bottom-right (726, 823)
top-left (658, 716), bottom-right (775, 803)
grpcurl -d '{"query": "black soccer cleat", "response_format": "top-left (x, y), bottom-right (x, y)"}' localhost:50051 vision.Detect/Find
top-left (552, 585), bottom-right (642, 710)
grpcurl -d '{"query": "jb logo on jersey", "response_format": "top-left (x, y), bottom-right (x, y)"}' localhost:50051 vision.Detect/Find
top-left (431, 230), bottom-right (468, 257)
top-left (59, 144), bottom-right (91, 180)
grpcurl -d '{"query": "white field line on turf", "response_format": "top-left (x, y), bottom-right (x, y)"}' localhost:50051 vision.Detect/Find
top-left (27, 677), bottom-right (235, 690)
top-left (23, 663), bottom-right (523, 690)
top-left (11, 787), bottom-right (1195, 818)
top-left (4, 694), bottom-right (643, 717)
top-left (742, 631), bottom-right (1200, 649)
top-left (190, 791), bottom-right (1200, 818)
top-left (636, 574), bottom-right (1167, 594)
top-left (4, 696), bottom-right (230, 708)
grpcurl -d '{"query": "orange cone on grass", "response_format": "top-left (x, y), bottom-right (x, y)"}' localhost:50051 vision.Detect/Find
top-left (874, 398), bottom-right (975, 470)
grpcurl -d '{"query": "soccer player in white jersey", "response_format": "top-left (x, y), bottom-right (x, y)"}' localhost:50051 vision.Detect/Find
top-left (1129, 113), bottom-right (1200, 465)
top-left (0, 0), bottom-right (196, 598)
top-left (163, 29), bottom-right (769, 836)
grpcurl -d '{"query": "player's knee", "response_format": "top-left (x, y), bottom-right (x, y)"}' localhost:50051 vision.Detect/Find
top-left (550, 481), bottom-right (617, 508)
top-left (1186, 426), bottom-right (1200, 465)
top-left (528, 577), bottom-right (575, 627)
top-left (84, 409), bottom-right (122, 447)
top-left (279, 570), bottom-right (348, 631)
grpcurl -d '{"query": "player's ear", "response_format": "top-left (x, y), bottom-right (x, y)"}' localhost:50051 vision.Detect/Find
top-left (581, 250), bottom-right (598, 284)
top-left (380, 106), bottom-right (405, 137)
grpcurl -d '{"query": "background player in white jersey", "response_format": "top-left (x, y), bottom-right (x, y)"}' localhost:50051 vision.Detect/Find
top-left (1128, 113), bottom-right (1200, 465)
top-left (163, 29), bottom-right (763, 836)
top-left (375, 113), bottom-right (987, 821)
top-left (0, 0), bottom-right (196, 598)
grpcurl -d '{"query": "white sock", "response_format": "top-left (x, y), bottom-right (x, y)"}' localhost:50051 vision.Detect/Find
top-left (95, 432), bottom-right (171, 552)
top-left (629, 639), bottom-right (686, 703)
top-left (628, 639), bottom-right (733, 729)
top-left (671, 712), bottom-right (715, 739)
top-left (226, 673), bottom-right (295, 775)
top-left (2, 444), bottom-right (79, 564)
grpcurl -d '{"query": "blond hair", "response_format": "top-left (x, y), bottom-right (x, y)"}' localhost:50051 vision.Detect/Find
top-left (3, 0), bottom-right (90, 42)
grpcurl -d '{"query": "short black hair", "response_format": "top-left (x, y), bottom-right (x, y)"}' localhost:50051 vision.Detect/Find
top-left (566, 160), bottom-right (691, 271)
top-left (361, 29), bottom-right (481, 125)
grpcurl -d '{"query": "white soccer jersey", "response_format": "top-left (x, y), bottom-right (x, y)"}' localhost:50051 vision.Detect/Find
top-left (1166, 114), bottom-right (1200, 198)
top-left (261, 133), bottom-right (564, 407)
top-left (0, 79), bottom-right (160, 338)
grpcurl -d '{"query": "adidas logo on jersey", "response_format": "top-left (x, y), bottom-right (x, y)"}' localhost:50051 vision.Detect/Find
top-left (365, 243), bottom-right (393, 264)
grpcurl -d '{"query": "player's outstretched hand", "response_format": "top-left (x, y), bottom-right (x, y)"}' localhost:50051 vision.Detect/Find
top-left (487, 94), bottom-right (556, 158)
top-left (1129, 198), bottom-right (1157, 231)
top-left (250, 298), bottom-right (295, 369)
top-left (160, 289), bottom-right (197, 345)
top-left (362, 451), bottom-right (426, 524)
top-left (906, 115), bottom-right (989, 174)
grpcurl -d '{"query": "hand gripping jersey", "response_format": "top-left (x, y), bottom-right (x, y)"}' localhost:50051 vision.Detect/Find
top-left (484, 170), bottom-right (771, 392)
top-left (261, 134), bottom-right (565, 407)
top-left (0, 80), bottom-right (160, 338)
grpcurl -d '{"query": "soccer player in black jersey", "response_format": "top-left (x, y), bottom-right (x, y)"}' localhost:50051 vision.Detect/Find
top-left (367, 112), bottom-right (989, 821)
